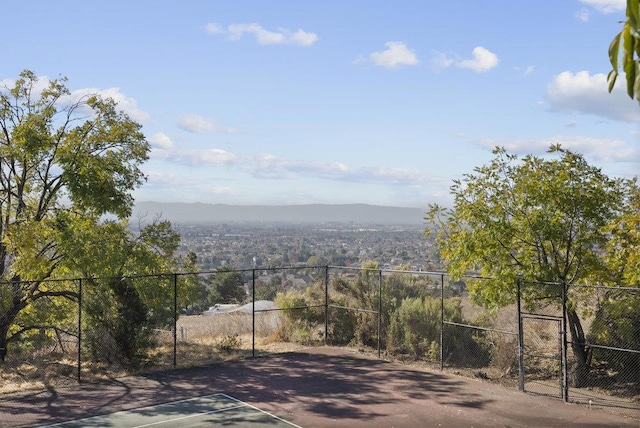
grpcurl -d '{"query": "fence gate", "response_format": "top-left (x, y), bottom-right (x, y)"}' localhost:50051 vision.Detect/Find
top-left (521, 314), bottom-right (563, 398)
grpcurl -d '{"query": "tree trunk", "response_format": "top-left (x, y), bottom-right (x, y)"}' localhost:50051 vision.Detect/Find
top-left (0, 299), bottom-right (25, 362)
top-left (0, 324), bottom-right (8, 361)
top-left (566, 307), bottom-right (590, 388)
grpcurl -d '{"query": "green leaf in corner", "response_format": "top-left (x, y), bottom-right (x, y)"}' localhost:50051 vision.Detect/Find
top-left (607, 69), bottom-right (619, 93)
top-left (609, 32), bottom-right (621, 73)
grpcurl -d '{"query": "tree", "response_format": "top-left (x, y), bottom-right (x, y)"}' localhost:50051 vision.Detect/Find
top-left (0, 70), bottom-right (151, 361)
top-left (178, 251), bottom-right (210, 312)
top-left (603, 179), bottom-right (640, 285)
top-left (426, 145), bottom-right (627, 387)
top-left (608, 0), bottom-right (640, 101)
top-left (208, 266), bottom-right (246, 304)
top-left (255, 274), bottom-right (283, 301)
top-left (59, 217), bottom-right (180, 366)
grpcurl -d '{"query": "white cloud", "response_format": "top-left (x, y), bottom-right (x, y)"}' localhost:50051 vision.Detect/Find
top-left (473, 135), bottom-right (638, 166)
top-left (430, 51), bottom-right (454, 71)
top-left (369, 42), bottom-right (419, 68)
top-left (579, 0), bottom-right (625, 14)
top-left (206, 22), bottom-right (318, 46)
top-left (430, 47), bottom-right (499, 73)
top-left (1, 74), bottom-right (151, 124)
top-left (155, 146), bottom-right (441, 188)
top-left (456, 47), bottom-right (499, 72)
top-left (178, 114), bottom-right (234, 133)
top-left (576, 8), bottom-right (591, 22)
top-left (140, 170), bottom-right (237, 201)
top-left (514, 65), bottom-right (535, 76)
top-left (148, 132), bottom-right (173, 149)
top-left (546, 70), bottom-right (640, 122)
top-left (204, 23), bottom-right (224, 34)
top-left (61, 87), bottom-right (151, 124)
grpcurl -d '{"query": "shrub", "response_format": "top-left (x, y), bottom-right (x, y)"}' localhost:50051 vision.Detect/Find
top-left (588, 290), bottom-right (640, 380)
top-left (387, 296), bottom-right (492, 367)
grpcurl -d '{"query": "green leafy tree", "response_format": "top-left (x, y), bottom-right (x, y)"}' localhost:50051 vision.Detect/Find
top-left (306, 255), bottom-right (327, 267)
top-left (208, 266), bottom-right (246, 304)
top-left (0, 70), bottom-right (150, 361)
top-left (58, 215), bottom-right (180, 366)
top-left (255, 274), bottom-right (283, 301)
top-left (179, 251), bottom-right (209, 312)
top-left (603, 179), bottom-right (640, 285)
top-left (426, 145), bottom-right (626, 387)
top-left (608, 0), bottom-right (640, 101)
top-left (588, 289), bottom-right (640, 381)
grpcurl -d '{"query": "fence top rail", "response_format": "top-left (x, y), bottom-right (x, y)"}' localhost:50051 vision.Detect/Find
top-left (3, 266), bottom-right (638, 290)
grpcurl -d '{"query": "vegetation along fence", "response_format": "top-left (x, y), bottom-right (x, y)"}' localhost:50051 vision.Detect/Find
top-left (1, 266), bottom-right (638, 419)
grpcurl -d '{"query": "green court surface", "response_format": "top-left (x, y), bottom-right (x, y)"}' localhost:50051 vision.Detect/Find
top-left (42, 393), bottom-right (300, 428)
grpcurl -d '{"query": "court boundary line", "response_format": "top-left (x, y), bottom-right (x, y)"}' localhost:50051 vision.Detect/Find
top-left (219, 393), bottom-right (302, 428)
top-left (132, 403), bottom-right (247, 428)
top-left (40, 392), bottom-right (301, 428)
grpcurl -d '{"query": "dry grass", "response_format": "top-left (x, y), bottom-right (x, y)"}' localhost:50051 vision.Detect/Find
top-left (0, 311), bottom-right (286, 395)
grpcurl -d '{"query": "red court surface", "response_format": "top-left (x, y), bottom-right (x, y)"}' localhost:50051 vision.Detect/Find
top-left (1, 346), bottom-right (638, 427)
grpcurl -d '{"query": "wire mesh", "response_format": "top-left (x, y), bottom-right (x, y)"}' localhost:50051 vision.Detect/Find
top-left (0, 269), bottom-right (638, 420)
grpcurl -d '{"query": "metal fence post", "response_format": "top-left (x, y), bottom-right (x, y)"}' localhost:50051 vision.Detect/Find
top-left (324, 265), bottom-right (329, 346)
top-left (440, 274), bottom-right (444, 371)
top-left (561, 281), bottom-right (569, 402)
top-left (517, 277), bottom-right (524, 391)
top-left (377, 269), bottom-right (382, 358)
top-left (77, 278), bottom-right (82, 383)
top-left (173, 274), bottom-right (177, 368)
top-left (252, 268), bottom-right (256, 357)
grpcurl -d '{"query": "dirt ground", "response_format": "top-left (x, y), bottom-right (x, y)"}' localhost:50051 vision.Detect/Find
top-left (1, 346), bottom-right (638, 427)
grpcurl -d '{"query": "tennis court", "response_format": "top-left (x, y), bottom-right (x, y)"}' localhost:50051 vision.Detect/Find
top-left (1, 346), bottom-right (638, 427)
top-left (41, 393), bottom-right (298, 427)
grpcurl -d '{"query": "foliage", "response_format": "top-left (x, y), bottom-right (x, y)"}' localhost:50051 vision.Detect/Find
top-left (178, 252), bottom-right (210, 312)
top-left (84, 277), bottom-right (153, 367)
top-left (215, 333), bottom-right (242, 353)
top-left (332, 261), bottom-right (382, 347)
top-left (254, 274), bottom-right (284, 301)
top-left (0, 69), bottom-right (179, 362)
top-left (608, 0), bottom-right (640, 102)
top-left (387, 296), bottom-right (441, 359)
top-left (274, 282), bottom-right (326, 344)
top-left (426, 146), bottom-right (623, 303)
top-left (426, 145), bottom-right (628, 386)
top-left (387, 296), bottom-right (492, 366)
top-left (208, 266), bottom-right (246, 304)
top-left (589, 289), bottom-right (640, 379)
top-left (603, 179), bottom-right (640, 285)
top-left (62, 219), bottom-right (180, 367)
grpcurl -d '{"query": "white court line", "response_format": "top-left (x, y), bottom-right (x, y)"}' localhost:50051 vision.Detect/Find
top-left (41, 392), bottom-right (301, 428)
top-left (41, 393), bottom-right (227, 427)
top-left (131, 404), bottom-right (247, 427)
top-left (219, 393), bottom-right (302, 428)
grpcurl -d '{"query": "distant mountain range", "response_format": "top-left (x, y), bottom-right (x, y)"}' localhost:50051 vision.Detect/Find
top-left (132, 201), bottom-right (426, 225)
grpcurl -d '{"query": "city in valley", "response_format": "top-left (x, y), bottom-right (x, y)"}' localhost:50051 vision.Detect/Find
top-left (172, 221), bottom-right (441, 273)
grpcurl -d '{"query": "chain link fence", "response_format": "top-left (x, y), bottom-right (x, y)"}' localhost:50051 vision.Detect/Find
top-left (0, 269), bottom-right (638, 419)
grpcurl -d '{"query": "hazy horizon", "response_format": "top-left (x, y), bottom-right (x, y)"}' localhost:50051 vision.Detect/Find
top-left (133, 201), bottom-right (427, 225)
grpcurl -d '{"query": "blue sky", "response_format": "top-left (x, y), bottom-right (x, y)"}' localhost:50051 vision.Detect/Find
top-left (3, 0), bottom-right (639, 208)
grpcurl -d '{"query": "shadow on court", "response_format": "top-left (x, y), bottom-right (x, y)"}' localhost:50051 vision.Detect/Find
top-left (1, 346), bottom-right (638, 427)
